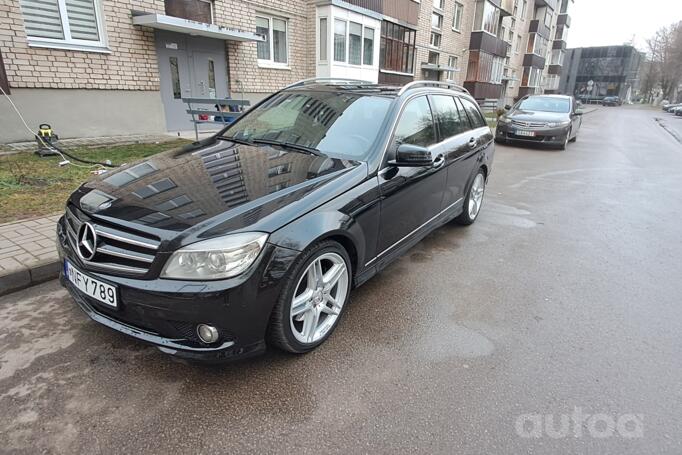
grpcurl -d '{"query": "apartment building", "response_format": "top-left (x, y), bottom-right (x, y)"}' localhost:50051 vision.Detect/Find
top-left (560, 45), bottom-right (643, 102)
top-left (0, 0), bottom-right (574, 142)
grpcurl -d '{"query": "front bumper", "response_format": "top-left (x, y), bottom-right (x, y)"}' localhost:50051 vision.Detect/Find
top-left (57, 216), bottom-right (300, 362)
top-left (495, 123), bottom-right (570, 146)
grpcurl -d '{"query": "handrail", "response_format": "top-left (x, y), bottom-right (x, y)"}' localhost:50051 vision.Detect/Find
top-left (283, 78), bottom-right (375, 90)
top-left (397, 81), bottom-right (470, 96)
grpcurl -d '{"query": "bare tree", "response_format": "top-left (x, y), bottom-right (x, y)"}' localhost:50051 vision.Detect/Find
top-left (646, 22), bottom-right (682, 101)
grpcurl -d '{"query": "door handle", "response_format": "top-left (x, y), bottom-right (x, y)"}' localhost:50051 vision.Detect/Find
top-left (468, 137), bottom-right (477, 148)
top-left (432, 154), bottom-right (445, 169)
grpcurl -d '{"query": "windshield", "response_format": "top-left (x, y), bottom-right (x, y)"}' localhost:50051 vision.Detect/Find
top-left (221, 91), bottom-right (392, 160)
top-left (517, 96), bottom-right (571, 113)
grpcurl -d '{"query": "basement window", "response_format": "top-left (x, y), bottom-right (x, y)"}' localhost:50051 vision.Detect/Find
top-left (19, 0), bottom-right (109, 52)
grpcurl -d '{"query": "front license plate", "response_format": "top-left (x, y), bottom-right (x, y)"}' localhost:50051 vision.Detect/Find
top-left (65, 260), bottom-right (118, 308)
top-left (514, 129), bottom-right (536, 137)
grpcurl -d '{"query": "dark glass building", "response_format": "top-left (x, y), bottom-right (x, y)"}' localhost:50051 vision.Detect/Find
top-left (559, 45), bottom-right (643, 102)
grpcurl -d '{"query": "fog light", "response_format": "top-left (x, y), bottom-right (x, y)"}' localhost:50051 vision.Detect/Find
top-left (197, 324), bottom-right (219, 343)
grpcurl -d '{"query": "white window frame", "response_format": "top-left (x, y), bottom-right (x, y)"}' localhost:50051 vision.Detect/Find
top-left (432, 12), bottom-right (443, 30)
top-left (452, 2), bottom-right (464, 32)
top-left (318, 17), bottom-right (328, 63)
top-left (330, 17), bottom-right (375, 67)
top-left (445, 55), bottom-right (458, 81)
top-left (363, 25), bottom-right (375, 66)
top-left (333, 18), bottom-right (347, 63)
top-left (433, 0), bottom-right (444, 11)
top-left (430, 31), bottom-right (442, 49)
top-left (23, 0), bottom-right (109, 53)
top-left (348, 21), bottom-right (363, 65)
top-left (256, 14), bottom-right (289, 69)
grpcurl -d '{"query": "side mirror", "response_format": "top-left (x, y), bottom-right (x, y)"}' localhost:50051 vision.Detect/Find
top-left (389, 143), bottom-right (433, 167)
top-left (504, 104), bottom-right (512, 110)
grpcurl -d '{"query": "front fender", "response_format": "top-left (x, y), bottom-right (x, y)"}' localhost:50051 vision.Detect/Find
top-left (268, 177), bottom-right (381, 279)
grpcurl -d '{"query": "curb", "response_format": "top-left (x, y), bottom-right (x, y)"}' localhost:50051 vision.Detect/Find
top-left (0, 259), bottom-right (61, 297)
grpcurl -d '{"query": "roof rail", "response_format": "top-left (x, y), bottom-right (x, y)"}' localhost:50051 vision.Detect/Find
top-left (397, 81), bottom-right (469, 96)
top-left (283, 78), bottom-right (375, 90)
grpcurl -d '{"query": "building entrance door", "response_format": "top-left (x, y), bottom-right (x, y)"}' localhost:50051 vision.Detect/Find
top-left (155, 31), bottom-right (229, 132)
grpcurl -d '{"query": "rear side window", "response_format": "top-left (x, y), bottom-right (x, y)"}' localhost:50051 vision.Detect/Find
top-left (430, 95), bottom-right (470, 139)
top-left (393, 96), bottom-right (437, 148)
top-left (458, 97), bottom-right (487, 129)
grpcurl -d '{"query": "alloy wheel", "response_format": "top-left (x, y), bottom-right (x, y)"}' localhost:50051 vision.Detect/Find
top-left (289, 252), bottom-right (349, 344)
top-left (468, 173), bottom-right (485, 220)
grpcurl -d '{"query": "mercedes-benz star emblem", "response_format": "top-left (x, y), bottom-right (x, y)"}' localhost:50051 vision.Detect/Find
top-left (77, 222), bottom-right (98, 261)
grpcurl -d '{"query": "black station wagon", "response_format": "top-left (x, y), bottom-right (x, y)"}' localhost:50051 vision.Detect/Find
top-left (58, 79), bottom-right (495, 361)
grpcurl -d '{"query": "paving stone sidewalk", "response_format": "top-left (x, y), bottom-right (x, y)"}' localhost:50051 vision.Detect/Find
top-left (0, 214), bottom-right (61, 296)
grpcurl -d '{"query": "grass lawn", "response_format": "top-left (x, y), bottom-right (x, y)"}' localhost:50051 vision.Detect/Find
top-left (0, 139), bottom-right (190, 224)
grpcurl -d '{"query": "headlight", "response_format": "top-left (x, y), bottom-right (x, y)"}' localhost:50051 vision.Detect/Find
top-left (498, 116), bottom-right (510, 124)
top-left (161, 232), bottom-right (268, 280)
top-left (547, 120), bottom-right (571, 128)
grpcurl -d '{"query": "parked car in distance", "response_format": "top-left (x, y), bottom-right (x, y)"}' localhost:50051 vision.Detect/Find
top-left (601, 96), bottom-right (623, 106)
top-left (495, 94), bottom-right (582, 150)
top-left (57, 79), bottom-right (495, 362)
top-left (674, 106), bottom-right (682, 116)
top-left (663, 103), bottom-right (681, 112)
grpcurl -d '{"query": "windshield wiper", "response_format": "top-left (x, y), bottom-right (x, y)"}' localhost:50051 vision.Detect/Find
top-left (251, 138), bottom-right (322, 156)
top-left (216, 135), bottom-right (255, 146)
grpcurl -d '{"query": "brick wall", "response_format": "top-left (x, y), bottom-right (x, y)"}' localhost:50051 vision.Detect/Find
top-left (413, 0), bottom-right (476, 85)
top-left (219, 0), bottom-right (311, 95)
top-left (0, 0), bottom-right (313, 95)
top-left (0, 0), bottom-right (162, 90)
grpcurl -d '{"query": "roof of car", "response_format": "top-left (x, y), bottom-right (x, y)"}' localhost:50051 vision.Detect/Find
top-left (282, 79), bottom-right (472, 99)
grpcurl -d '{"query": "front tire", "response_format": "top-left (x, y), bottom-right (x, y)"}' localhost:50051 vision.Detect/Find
top-left (267, 240), bottom-right (351, 354)
top-left (559, 129), bottom-right (571, 150)
top-left (455, 169), bottom-right (486, 226)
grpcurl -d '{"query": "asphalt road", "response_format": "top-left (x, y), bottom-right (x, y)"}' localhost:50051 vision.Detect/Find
top-left (655, 107), bottom-right (682, 144)
top-left (1, 106), bottom-right (681, 454)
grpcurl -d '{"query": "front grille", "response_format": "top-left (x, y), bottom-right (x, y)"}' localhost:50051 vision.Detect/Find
top-left (64, 204), bottom-right (160, 276)
top-left (511, 119), bottom-right (548, 128)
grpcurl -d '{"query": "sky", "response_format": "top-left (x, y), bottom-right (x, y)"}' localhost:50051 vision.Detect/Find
top-left (567, 0), bottom-right (682, 51)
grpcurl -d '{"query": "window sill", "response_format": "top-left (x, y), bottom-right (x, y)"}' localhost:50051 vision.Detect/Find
top-left (27, 39), bottom-right (111, 54)
top-left (452, 28), bottom-right (462, 33)
top-left (257, 61), bottom-right (290, 70)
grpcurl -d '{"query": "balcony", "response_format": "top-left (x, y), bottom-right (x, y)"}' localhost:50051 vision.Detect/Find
top-left (469, 31), bottom-right (509, 58)
top-left (528, 19), bottom-right (551, 39)
top-left (548, 64), bottom-right (562, 75)
top-left (497, 0), bottom-right (515, 17)
top-left (463, 81), bottom-right (503, 100)
top-left (343, 0), bottom-right (419, 26)
top-left (557, 13), bottom-right (571, 27)
top-left (517, 86), bottom-right (542, 98)
top-left (523, 53), bottom-right (546, 69)
top-left (552, 39), bottom-right (567, 50)
top-left (534, 0), bottom-right (557, 8)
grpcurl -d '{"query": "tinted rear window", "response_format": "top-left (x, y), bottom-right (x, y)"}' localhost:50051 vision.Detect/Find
top-left (459, 98), bottom-right (487, 129)
top-left (430, 95), bottom-right (469, 139)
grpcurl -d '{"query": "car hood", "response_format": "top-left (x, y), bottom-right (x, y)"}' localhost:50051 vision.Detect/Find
top-left (506, 110), bottom-right (570, 123)
top-left (70, 138), bottom-right (365, 243)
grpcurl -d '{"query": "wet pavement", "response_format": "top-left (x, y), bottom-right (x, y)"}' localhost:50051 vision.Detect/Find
top-left (1, 106), bottom-right (681, 454)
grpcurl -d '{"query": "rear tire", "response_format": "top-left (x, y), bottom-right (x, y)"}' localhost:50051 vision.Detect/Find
top-left (267, 240), bottom-right (351, 354)
top-left (455, 169), bottom-right (486, 226)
